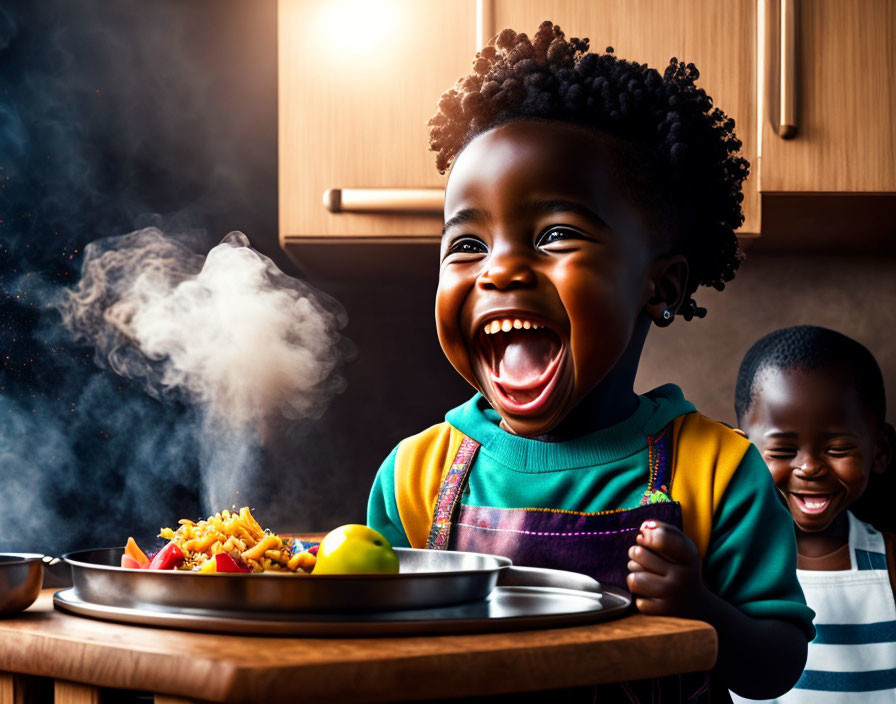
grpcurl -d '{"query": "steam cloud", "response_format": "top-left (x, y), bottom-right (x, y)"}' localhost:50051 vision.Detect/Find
top-left (54, 227), bottom-right (349, 512)
top-left (0, 0), bottom-right (358, 554)
top-left (57, 228), bottom-right (347, 427)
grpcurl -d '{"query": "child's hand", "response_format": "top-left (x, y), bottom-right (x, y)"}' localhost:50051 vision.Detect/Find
top-left (626, 520), bottom-right (709, 618)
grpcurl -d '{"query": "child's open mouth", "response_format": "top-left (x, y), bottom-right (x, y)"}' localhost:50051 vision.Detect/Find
top-left (790, 493), bottom-right (837, 515)
top-left (475, 316), bottom-right (565, 416)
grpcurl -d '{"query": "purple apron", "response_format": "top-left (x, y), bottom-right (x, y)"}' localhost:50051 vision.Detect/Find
top-left (425, 425), bottom-right (719, 704)
top-left (426, 425), bottom-right (682, 589)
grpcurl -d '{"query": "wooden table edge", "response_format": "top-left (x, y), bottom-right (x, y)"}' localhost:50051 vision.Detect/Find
top-left (0, 589), bottom-right (717, 702)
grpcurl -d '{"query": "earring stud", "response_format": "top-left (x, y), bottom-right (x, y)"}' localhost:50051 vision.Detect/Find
top-left (662, 309), bottom-right (672, 321)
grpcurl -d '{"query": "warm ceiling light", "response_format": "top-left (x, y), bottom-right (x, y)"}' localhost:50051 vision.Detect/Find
top-left (314, 0), bottom-right (401, 62)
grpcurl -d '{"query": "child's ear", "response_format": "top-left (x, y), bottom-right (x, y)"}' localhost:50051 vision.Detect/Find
top-left (645, 254), bottom-right (688, 326)
top-left (871, 422), bottom-right (895, 475)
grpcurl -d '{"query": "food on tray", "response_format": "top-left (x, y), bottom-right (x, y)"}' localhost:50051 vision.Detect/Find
top-left (121, 507), bottom-right (317, 574)
top-left (313, 524), bottom-right (399, 575)
top-left (121, 537), bottom-right (150, 569)
top-left (121, 512), bottom-right (399, 575)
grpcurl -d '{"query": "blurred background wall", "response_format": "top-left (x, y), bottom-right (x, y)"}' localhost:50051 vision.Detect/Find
top-left (636, 255), bottom-right (896, 425)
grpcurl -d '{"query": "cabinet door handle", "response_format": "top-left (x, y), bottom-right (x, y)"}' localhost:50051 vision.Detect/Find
top-left (323, 188), bottom-right (444, 214)
top-left (778, 0), bottom-right (798, 138)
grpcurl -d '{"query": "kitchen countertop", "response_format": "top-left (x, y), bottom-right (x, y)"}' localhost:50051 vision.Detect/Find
top-left (0, 589), bottom-right (716, 703)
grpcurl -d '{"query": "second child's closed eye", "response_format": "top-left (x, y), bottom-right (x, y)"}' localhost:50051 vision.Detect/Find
top-left (764, 444), bottom-right (859, 460)
top-left (826, 444), bottom-right (858, 456)
top-left (764, 447), bottom-right (798, 460)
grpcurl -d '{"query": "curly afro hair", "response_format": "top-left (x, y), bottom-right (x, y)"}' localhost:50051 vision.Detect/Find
top-left (428, 21), bottom-right (749, 321)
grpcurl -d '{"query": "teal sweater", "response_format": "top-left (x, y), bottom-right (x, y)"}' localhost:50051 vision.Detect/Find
top-left (369, 385), bottom-right (815, 637)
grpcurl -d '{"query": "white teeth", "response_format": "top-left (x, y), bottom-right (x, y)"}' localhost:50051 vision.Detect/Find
top-left (797, 494), bottom-right (832, 512)
top-left (482, 318), bottom-right (546, 335)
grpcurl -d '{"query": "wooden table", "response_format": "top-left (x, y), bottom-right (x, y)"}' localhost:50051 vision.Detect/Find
top-left (0, 589), bottom-right (716, 703)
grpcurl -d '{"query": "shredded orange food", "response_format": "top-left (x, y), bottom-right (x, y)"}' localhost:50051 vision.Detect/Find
top-left (159, 506), bottom-right (313, 573)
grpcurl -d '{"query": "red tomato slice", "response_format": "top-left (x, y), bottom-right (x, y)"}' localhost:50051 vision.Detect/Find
top-left (214, 553), bottom-right (249, 573)
top-left (148, 542), bottom-right (185, 570)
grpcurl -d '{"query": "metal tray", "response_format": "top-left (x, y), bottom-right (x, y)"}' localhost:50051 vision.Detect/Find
top-left (53, 583), bottom-right (632, 636)
top-left (64, 547), bottom-right (514, 613)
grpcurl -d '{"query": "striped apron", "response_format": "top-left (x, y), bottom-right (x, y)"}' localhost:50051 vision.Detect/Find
top-left (732, 511), bottom-right (896, 704)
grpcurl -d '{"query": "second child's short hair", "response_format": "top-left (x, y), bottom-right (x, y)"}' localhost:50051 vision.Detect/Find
top-left (428, 21), bottom-right (749, 321)
top-left (734, 325), bottom-right (886, 423)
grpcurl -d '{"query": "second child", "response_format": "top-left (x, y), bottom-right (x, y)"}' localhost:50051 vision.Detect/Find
top-left (733, 324), bottom-right (896, 703)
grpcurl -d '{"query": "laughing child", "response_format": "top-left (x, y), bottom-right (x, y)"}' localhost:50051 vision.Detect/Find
top-left (732, 325), bottom-right (895, 703)
top-left (368, 22), bottom-right (814, 700)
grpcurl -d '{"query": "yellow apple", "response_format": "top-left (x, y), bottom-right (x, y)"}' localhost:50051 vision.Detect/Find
top-left (312, 524), bottom-right (399, 575)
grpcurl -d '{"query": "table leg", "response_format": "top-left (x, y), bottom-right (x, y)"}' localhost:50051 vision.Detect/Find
top-left (55, 680), bottom-right (100, 704)
top-left (0, 673), bottom-right (49, 704)
top-left (0, 674), bottom-right (11, 704)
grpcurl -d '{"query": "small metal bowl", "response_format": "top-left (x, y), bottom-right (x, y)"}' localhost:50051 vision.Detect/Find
top-left (0, 554), bottom-right (44, 616)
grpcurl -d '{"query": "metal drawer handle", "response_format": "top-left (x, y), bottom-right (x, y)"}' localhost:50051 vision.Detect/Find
top-left (778, 0), bottom-right (797, 138)
top-left (323, 188), bottom-right (444, 214)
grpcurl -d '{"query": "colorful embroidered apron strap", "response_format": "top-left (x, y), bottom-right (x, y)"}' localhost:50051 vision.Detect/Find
top-left (640, 423), bottom-right (675, 505)
top-left (426, 435), bottom-right (481, 550)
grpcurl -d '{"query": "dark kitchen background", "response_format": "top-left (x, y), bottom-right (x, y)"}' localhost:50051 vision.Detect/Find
top-left (1, 0), bottom-right (894, 557)
top-left (0, 0), bottom-right (478, 556)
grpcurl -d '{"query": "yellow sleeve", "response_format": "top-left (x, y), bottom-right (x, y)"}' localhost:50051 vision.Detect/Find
top-left (670, 413), bottom-right (752, 559)
top-left (393, 423), bottom-right (466, 548)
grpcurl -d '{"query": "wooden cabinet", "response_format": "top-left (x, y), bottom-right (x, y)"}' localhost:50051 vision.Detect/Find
top-left (752, 0), bottom-right (896, 252)
top-left (278, 0), bottom-right (474, 250)
top-left (278, 0), bottom-right (896, 269)
top-left (758, 0), bottom-right (896, 193)
top-left (278, 0), bottom-right (760, 274)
